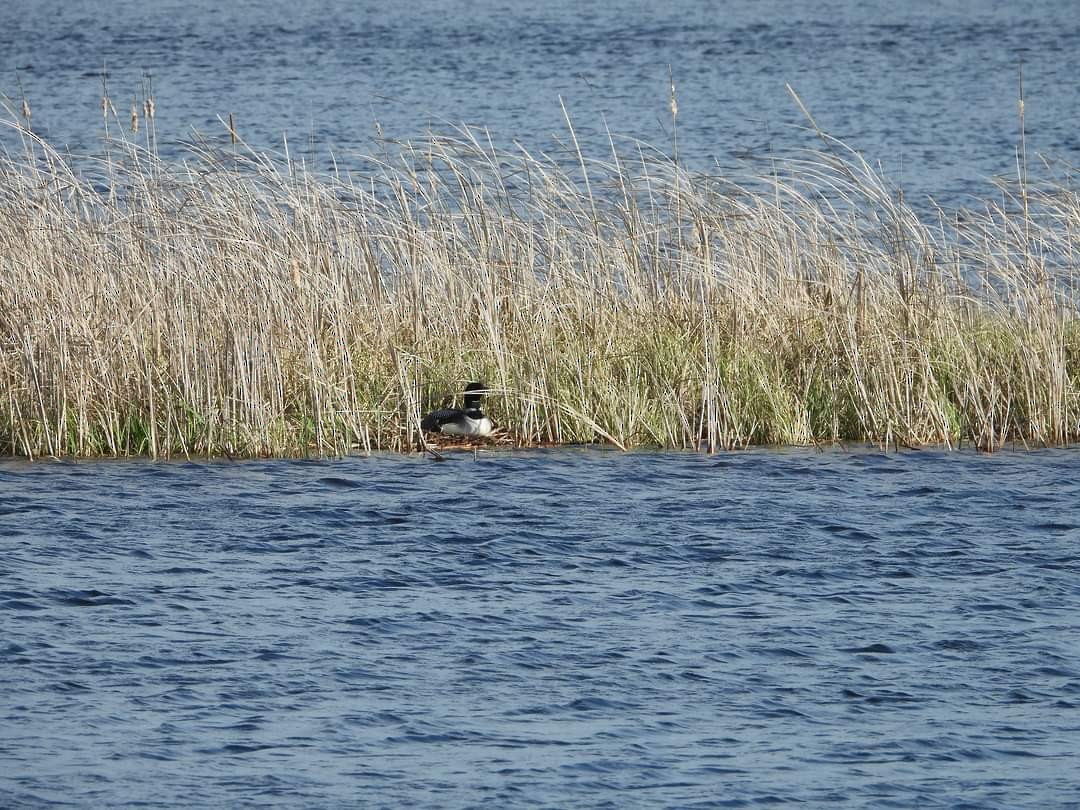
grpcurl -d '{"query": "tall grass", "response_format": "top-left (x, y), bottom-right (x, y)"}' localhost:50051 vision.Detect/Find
top-left (1, 112), bottom-right (1078, 457)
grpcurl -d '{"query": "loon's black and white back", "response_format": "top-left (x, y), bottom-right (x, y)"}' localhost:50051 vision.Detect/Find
top-left (421, 382), bottom-right (494, 437)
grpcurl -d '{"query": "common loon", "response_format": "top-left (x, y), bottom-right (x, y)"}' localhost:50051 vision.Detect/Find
top-left (421, 382), bottom-right (494, 437)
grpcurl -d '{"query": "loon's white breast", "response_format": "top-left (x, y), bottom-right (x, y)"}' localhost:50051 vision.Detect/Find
top-left (438, 413), bottom-right (494, 437)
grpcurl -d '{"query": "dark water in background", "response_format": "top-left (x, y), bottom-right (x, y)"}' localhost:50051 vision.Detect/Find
top-left (2, 0), bottom-right (1080, 206)
top-left (2, 447), bottom-right (1079, 808)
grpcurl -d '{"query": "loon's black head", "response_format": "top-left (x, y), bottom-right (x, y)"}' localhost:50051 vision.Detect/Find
top-left (462, 381), bottom-right (487, 411)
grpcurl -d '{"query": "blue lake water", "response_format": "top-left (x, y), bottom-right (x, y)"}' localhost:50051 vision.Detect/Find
top-left (2, 447), bottom-right (1080, 807)
top-left (2, 0), bottom-right (1080, 206)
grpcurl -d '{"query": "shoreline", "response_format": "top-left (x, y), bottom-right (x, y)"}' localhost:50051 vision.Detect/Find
top-left (3, 437), bottom-right (1076, 463)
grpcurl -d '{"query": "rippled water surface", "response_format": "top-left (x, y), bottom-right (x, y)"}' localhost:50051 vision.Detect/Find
top-left (2, 447), bottom-right (1079, 807)
top-left (2, 0), bottom-right (1079, 204)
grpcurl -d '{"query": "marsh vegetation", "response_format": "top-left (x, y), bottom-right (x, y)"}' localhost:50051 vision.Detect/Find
top-left (2, 104), bottom-right (1078, 457)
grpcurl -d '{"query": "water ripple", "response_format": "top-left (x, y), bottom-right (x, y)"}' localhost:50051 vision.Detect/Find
top-left (2, 446), bottom-right (1079, 807)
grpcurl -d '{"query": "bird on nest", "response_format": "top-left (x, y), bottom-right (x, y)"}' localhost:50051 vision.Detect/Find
top-left (421, 382), bottom-right (494, 437)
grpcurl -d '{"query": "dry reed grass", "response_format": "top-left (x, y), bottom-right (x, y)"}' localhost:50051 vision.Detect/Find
top-left (1, 107), bottom-right (1078, 458)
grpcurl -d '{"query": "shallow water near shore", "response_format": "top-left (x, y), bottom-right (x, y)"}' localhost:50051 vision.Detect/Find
top-left (2, 447), bottom-right (1079, 807)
